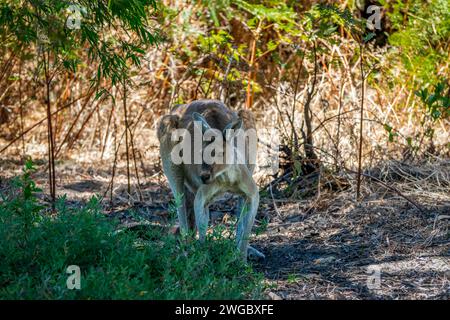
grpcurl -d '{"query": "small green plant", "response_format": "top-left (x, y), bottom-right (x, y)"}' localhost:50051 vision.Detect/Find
top-left (254, 217), bottom-right (269, 236)
top-left (411, 80), bottom-right (450, 151)
top-left (287, 273), bottom-right (299, 284)
top-left (1, 159), bottom-right (43, 229)
top-left (416, 81), bottom-right (450, 122)
top-left (383, 124), bottom-right (398, 143)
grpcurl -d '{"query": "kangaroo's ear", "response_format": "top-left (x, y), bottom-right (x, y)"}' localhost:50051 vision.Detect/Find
top-left (192, 112), bottom-right (211, 132)
top-left (223, 118), bottom-right (243, 138)
top-left (157, 115), bottom-right (179, 141)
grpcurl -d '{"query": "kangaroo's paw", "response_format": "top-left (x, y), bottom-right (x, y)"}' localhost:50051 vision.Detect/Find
top-left (248, 246), bottom-right (265, 261)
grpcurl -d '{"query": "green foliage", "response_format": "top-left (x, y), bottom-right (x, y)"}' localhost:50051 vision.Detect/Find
top-left (416, 80), bottom-right (450, 122)
top-left (201, 0), bottom-right (231, 26)
top-left (233, 0), bottom-right (297, 25)
top-left (0, 0), bottom-right (162, 87)
top-left (305, 4), bottom-right (358, 39)
top-left (254, 217), bottom-right (269, 236)
top-left (198, 29), bottom-right (234, 54)
top-left (383, 123), bottom-right (397, 143)
top-left (380, 0), bottom-right (450, 89)
top-left (1, 159), bottom-right (43, 229)
top-left (0, 161), bottom-right (263, 299)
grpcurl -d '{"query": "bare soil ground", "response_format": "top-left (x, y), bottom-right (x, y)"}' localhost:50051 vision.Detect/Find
top-left (0, 158), bottom-right (449, 300)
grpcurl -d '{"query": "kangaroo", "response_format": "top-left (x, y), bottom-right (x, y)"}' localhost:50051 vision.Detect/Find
top-left (157, 99), bottom-right (264, 261)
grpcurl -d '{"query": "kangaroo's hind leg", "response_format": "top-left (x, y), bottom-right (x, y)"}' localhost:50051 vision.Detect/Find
top-left (157, 115), bottom-right (190, 234)
top-left (184, 185), bottom-right (196, 232)
top-left (161, 159), bottom-right (190, 234)
top-left (236, 197), bottom-right (265, 261)
top-left (235, 168), bottom-right (265, 262)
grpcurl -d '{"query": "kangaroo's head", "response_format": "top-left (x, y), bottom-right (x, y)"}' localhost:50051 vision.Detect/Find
top-left (192, 112), bottom-right (244, 184)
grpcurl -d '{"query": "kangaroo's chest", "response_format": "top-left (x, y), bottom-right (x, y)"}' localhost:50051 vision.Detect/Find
top-left (185, 169), bottom-right (242, 199)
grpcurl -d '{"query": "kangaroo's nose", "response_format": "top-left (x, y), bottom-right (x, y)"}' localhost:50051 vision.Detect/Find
top-left (200, 173), bottom-right (211, 184)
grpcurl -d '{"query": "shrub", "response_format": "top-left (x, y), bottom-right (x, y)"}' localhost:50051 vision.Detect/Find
top-left (0, 161), bottom-right (263, 299)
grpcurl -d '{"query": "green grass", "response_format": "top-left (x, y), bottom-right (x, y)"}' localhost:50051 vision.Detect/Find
top-left (0, 161), bottom-right (263, 299)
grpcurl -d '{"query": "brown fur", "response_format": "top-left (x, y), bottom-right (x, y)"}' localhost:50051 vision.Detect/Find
top-left (157, 99), bottom-right (263, 261)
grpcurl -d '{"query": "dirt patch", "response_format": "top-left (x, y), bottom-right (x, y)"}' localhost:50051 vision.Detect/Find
top-left (253, 191), bottom-right (449, 299)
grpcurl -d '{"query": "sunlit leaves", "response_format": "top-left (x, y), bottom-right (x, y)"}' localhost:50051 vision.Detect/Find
top-left (0, 0), bottom-right (163, 88)
top-left (381, 0), bottom-right (450, 88)
top-left (415, 80), bottom-right (450, 122)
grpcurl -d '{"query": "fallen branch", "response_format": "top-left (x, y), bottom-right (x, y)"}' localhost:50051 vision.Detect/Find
top-left (345, 167), bottom-right (426, 214)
